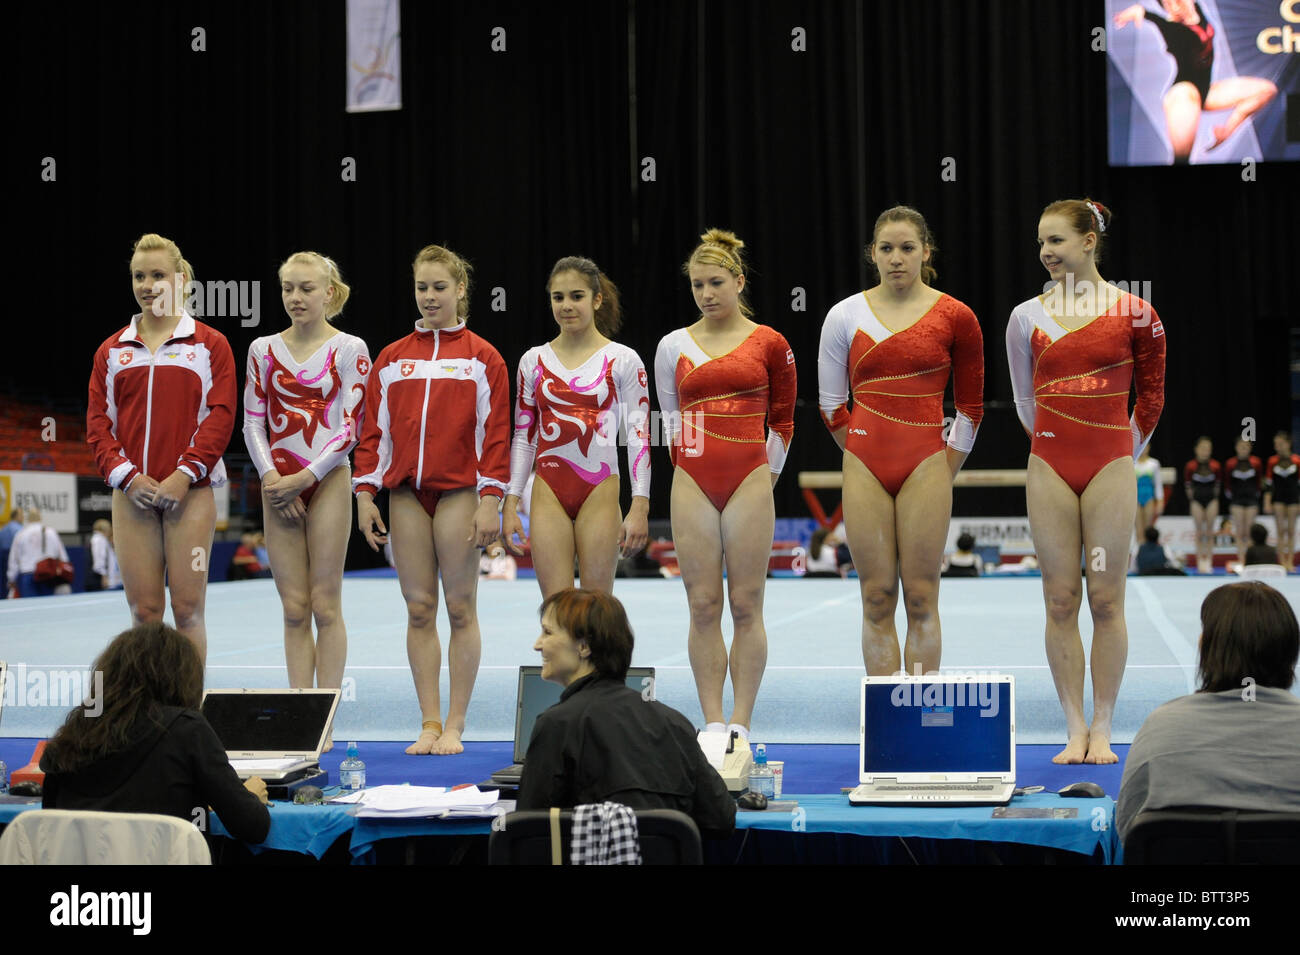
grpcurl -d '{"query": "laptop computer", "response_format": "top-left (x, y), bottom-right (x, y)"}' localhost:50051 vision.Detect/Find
top-left (489, 666), bottom-right (656, 786)
top-left (201, 688), bottom-right (340, 782)
top-left (849, 674), bottom-right (1016, 806)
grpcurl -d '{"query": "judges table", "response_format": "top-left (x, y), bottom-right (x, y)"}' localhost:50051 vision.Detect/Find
top-left (0, 792), bottom-right (1119, 864)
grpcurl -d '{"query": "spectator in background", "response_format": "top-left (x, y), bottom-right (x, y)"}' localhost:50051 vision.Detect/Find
top-left (228, 532), bottom-right (271, 580)
top-left (1116, 582), bottom-right (1300, 844)
top-left (1244, 523), bottom-right (1279, 566)
top-left (88, 519), bottom-right (122, 591)
top-left (804, 526), bottom-right (844, 577)
top-left (7, 508), bottom-right (71, 598)
top-left (480, 543), bottom-right (518, 581)
top-left (941, 532), bottom-right (983, 578)
top-left (1135, 525), bottom-right (1185, 575)
top-left (0, 508), bottom-right (24, 598)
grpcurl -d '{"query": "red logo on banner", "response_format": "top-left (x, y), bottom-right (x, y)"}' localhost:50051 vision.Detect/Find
top-left (400, 361), bottom-right (415, 377)
top-left (357, 357), bottom-right (370, 377)
top-left (119, 351), bottom-right (133, 366)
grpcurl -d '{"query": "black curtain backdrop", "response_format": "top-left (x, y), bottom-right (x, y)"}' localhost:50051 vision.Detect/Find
top-left (12, 0), bottom-right (1297, 520)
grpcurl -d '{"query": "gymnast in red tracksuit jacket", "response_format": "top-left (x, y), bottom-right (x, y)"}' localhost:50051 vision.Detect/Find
top-left (353, 244), bottom-right (511, 755)
top-left (86, 233), bottom-right (236, 664)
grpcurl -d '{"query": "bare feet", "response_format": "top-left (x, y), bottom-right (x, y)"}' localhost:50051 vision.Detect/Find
top-left (1207, 124), bottom-right (1231, 150)
top-left (430, 726), bottom-right (464, 755)
top-left (405, 720), bottom-right (443, 755)
top-left (1053, 733), bottom-right (1089, 764)
top-left (1084, 734), bottom-right (1119, 764)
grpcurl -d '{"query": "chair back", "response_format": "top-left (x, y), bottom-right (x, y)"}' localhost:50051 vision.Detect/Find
top-left (0, 809), bottom-right (211, 864)
top-left (1124, 808), bottom-right (1300, 864)
top-left (489, 808), bottom-right (702, 865)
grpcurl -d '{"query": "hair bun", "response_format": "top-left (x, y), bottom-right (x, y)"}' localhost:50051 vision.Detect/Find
top-left (700, 227), bottom-right (744, 252)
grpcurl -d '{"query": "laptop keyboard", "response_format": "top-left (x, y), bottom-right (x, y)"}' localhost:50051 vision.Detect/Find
top-left (872, 784), bottom-right (999, 792)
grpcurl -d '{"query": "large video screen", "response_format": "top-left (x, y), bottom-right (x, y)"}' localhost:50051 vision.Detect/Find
top-left (1107, 0), bottom-right (1299, 165)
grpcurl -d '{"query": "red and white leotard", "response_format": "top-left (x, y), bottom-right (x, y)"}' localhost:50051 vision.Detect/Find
top-left (818, 292), bottom-right (984, 496)
top-left (87, 311), bottom-right (236, 491)
top-left (353, 320), bottom-right (510, 500)
top-left (1006, 293), bottom-right (1165, 496)
top-left (654, 324), bottom-right (796, 513)
top-left (509, 342), bottom-right (651, 520)
top-left (242, 332), bottom-right (371, 506)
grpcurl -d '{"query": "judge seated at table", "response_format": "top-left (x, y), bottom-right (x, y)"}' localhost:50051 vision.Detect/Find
top-left (1116, 582), bottom-right (1300, 843)
top-left (517, 588), bottom-right (736, 839)
top-left (40, 622), bottom-right (270, 844)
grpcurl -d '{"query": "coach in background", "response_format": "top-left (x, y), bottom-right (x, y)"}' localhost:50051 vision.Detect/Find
top-left (519, 588), bottom-right (735, 838)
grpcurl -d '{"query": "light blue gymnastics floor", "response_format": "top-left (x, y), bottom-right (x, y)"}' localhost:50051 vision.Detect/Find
top-left (3, 575), bottom-right (1297, 745)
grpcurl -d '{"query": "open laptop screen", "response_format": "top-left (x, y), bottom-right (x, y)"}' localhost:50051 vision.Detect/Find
top-left (202, 689), bottom-right (337, 756)
top-left (514, 666), bottom-right (655, 763)
top-left (862, 679), bottom-right (1012, 776)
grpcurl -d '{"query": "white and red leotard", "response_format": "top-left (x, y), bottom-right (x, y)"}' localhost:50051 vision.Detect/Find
top-left (654, 325), bottom-right (796, 513)
top-left (509, 342), bottom-right (651, 520)
top-left (87, 311), bottom-right (236, 491)
top-left (242, 332), bottom-right (371, 507)
top-left (353, 321), bottom-right (510, 515)
top-left (1006, 292), bottom-right (1165, 496)
top-left (818, 292), bottom-right (984, 495)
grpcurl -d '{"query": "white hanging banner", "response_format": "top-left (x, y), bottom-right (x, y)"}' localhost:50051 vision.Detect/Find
top-left (346, 0), bottom-right (401, 112)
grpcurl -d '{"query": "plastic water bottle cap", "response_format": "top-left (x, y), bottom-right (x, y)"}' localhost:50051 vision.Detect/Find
top-left (347, 742), bottom-right (359, 757)
top-left (754, 743), bottom-right (767, 764)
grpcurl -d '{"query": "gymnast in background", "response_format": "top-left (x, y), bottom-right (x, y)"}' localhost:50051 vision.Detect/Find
top-left (502, 257), bottom-right (650, 596)
top-left (1183, 435), bottom-right (1221, 574)
top-left (655, 229), bottom-right (796, 743)
top-left (1224, 437), bottom-right (1262, 568)
top-left (1007, 199), bottom-right (1165, 764)
top-left (818, 206), bottom-right (983, 675)
top-left (1113, 1), bottom-right (1277, 162)
top-left (1133, 445), bottom-right (1163, 546)
top-left (1264, 431), bottom-right (1298, 573)
top-left (243, 252), bottom-right (370, 733)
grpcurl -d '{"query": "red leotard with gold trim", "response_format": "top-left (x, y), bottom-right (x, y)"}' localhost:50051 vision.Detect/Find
top-left (654, 325), bottom-right (796, 513)
top-left (1006, 293), bottom-right (1166, 496)
top-left (818, 292), bottom-right (984, 496)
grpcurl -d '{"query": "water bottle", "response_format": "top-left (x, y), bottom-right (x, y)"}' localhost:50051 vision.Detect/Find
top-left (339, 742), bottom-right (366, 791)
top-left (748, 743), bottom-right (775, 799)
